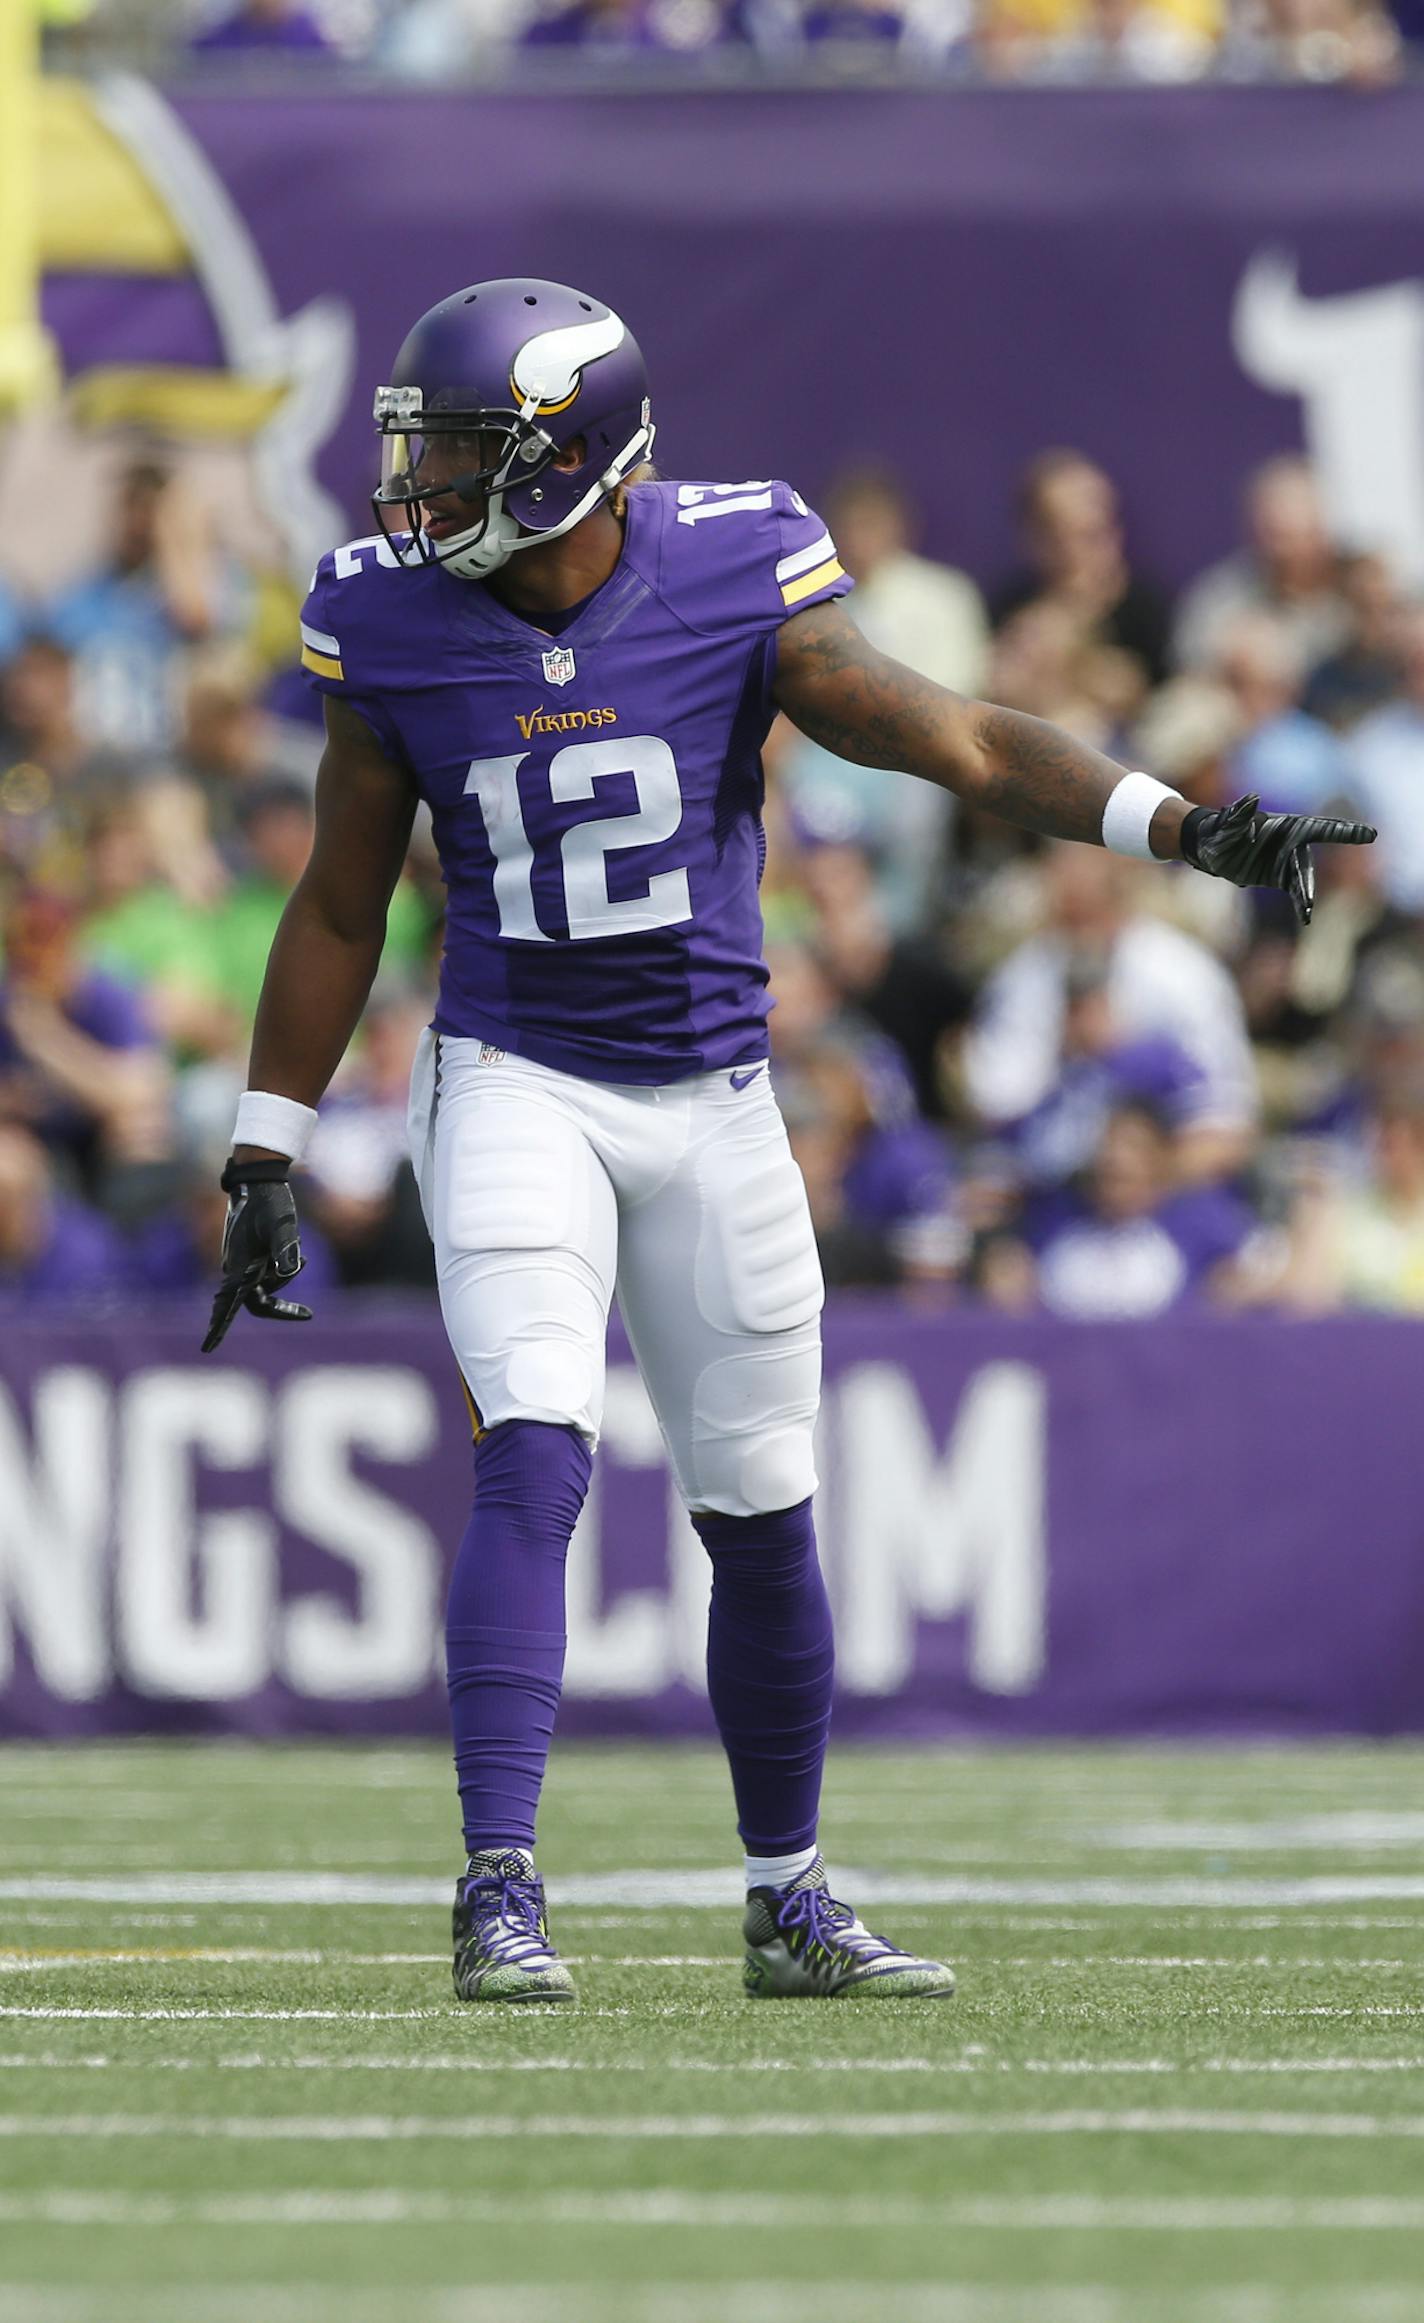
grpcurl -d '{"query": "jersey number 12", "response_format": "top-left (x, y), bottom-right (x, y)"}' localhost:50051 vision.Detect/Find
top-left (464, 735), bottom-right (692, 943)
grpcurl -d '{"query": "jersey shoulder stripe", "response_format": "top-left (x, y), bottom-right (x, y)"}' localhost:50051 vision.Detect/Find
top-left (299, 619), bottom-right (343, 682)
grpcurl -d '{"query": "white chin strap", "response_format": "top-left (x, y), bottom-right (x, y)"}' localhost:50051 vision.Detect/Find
top-left (437, 422), bottom-right (654, 582)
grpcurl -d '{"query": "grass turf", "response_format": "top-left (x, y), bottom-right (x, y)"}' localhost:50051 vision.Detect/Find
top-left (1, 1739), bottom-right (1423, 2322)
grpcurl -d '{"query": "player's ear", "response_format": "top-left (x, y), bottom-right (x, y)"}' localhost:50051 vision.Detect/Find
top-left (552, 435), bottom-right (587, 473)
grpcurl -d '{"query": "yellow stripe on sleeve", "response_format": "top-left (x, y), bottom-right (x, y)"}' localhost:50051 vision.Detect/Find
top-left (300, 643), bottom-right (344, 682)
top-left (780, 557), bottom-right (846, 609)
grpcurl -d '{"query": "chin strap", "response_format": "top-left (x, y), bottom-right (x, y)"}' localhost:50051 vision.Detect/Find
top-left (439, 420), bottom-right (656, 583)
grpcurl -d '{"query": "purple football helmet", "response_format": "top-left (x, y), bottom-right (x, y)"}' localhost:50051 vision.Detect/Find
top-left (372, 278), bottom-right (654, 580)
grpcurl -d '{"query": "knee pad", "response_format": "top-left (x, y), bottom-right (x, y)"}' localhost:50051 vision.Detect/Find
top-left (688, 1335), bottom-right (821, 1518)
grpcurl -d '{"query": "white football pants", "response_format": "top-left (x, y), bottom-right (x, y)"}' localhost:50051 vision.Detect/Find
top-left (407, 1032), bottom-right (824, 1518)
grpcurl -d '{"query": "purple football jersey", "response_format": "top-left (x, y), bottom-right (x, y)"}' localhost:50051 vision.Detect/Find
top-left (300, 480), bottom-right (851, 1083)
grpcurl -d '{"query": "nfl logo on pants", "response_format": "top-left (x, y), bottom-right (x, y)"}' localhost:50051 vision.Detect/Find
top-left (542, 646), bottom-right (576, 687)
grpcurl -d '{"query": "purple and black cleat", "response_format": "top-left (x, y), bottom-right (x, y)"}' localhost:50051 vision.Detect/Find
top-left (452, 1850), bottom-right (576, 2005)
top-left (743, 1854), bottom-right (956, 2000)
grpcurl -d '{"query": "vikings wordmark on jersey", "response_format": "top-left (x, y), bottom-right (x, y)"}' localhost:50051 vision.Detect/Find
top-left (300, 479), bottom-right (851, 1084)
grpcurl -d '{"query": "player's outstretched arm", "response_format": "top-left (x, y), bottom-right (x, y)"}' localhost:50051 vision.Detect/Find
top-left (772, 599), bottom-right (1374, 919)
top-left (203, 699), bottom-right (417, 1352)
top-left (240, 699), bottom-right (418, 1123)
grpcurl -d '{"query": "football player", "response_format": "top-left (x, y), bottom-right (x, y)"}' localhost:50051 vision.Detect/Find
top-left (203, 279), bottom-right (1373, 2004)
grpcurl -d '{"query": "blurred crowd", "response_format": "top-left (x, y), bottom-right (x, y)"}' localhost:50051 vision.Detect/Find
top-left (5, 440), bottom-right (1424, 1323)
top-left (53, 0), bottom-right (1420, 88)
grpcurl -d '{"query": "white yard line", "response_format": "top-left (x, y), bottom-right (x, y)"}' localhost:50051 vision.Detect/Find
top-left (1, 2052), bottom-right (1422, 2077)
top-left (0, 2004), bottom-right (634, 2023)
top-left (0, 1946), bottom-right (1412, 1972)
top-left (9, 1870), bottom-right (1424, 1907)
top-left (2, 2189), bottom-right (1424, 2231)
top-left (4, 2107), bottom-right (1424, 2140)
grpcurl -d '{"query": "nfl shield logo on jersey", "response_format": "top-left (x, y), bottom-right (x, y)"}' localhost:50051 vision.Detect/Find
top-left (542, 646), bottom-right (577, 687)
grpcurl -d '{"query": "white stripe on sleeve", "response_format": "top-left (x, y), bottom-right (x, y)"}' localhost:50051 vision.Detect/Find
top-left (300, 621), bottom-right (342, 657)
top-left (775, 532), bottom-right (836, 586)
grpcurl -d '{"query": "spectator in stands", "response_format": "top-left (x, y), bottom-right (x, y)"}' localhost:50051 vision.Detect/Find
top-left (304, 980), bottom-right (436, 1288)
top-left (520, 0), bottom-right (741, 46)
top-left (986, 597), bottom-right (1143, 753)
top-left (0, 577), bottom-right (22, 673)
top-left (0, 1123), bottom-right (126, 1308)
top-left (79, 797), bottom-right (236, 1065)
top-left (1344, 602), bottom-right (1424, 913)
top-left (1213, 609), bottom-right (1350, 813)
top-left (980, 1100), bottom-right (1258, 1319)
top-left (776, 465), bottom-right (988, 928)
top-left (991, 449), bottom-right (1172, 690)
top-left (0, 634), bottom-right (142, 897)
top-left (1220, 0), bottom-right (1400, 81)
top-left (210, 778), bottom-right (431, 1035)
top-left (799, 0), bottom-right (913, 40)
top-left (0, 888), bottom-right (169, 1193)
top-left (989, 955), bottom-right (1226, 1191)
top-left (1173, 455), bottom-right (1349, 674)
top-left (1302, 550), bottom-right (1404, 732)
top-left (1283, 1086), bottom-right (1424, 1313)
top-left (1040, 0), bottom-right (1213, 81)
top-left (189, 0), bottom-right (337, 54)
top-left (961, 842), bottom-right (1258, 1179)
top-left (172, 644), bottom-right (315, 860)
top-left (801, 836), bottom-right (970, 1120)
top-left (46, 461), bottom-right (247, 761)
top-left (768, 938), bottom-right (961, 1287)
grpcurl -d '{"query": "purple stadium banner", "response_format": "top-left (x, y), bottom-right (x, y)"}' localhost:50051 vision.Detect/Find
top-left (43, 86), bottom-right (1424, 589)
top-left (2, 1305), bottom-right (1423, 1739)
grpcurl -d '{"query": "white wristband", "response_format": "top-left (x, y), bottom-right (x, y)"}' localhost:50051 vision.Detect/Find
top-left (232, 1089), bottom-right (319, 1164)
top-left (1101, 770), bottom-right (1181, 862)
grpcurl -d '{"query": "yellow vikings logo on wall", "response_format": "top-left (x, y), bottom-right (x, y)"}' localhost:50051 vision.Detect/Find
top-left (35, 73), bottom-right (353, 578)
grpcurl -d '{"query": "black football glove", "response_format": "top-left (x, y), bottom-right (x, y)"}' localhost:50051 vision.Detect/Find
top-left (201, 1157), bottom-right (312, 1353)
top-left (1179, 794), bottom-right (1376, 926)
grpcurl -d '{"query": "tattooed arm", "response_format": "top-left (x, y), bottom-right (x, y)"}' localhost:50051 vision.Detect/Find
top-left (771, 597), bottom-right (1190, 857)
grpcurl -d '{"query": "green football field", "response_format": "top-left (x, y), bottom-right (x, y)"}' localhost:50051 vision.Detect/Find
top-left (2, 1739), bottom-right (1424, 2323)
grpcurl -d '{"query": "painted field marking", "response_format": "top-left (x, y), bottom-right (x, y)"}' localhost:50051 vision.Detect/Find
top-left (3, 2189), bottom-right (1424, 2232)
top-left (6, 2107), bottom-right (1424, 2141)
top-left (0, 1946), bottom-right (1412, 1973)
top-left (9, 1870), bottom-right (1424, 1908)
top-left (0, 2004), bottom-right (637, 2023)
top-left (2, 2052), bottom-right (1424, 2078)
top-left (13, 2288), bottom-right (1386, 2323)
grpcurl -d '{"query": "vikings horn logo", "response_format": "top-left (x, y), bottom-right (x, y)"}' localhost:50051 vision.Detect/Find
top-left (510, 313), bottom-right (627, 418)
top-left (35, 74), bottom-right (352, 576)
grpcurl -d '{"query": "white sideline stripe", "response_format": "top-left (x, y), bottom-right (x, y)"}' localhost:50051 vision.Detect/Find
top-left (0, 2004), bottom-right (634, 2022)
top-left (4, 2189), bottom-right (1424, 2232)
top-left (775, 530), bottom-right (836, 584)
top-left (9, 1869), bottom-right (1424, 1907)
top-left (3, 1947), bottom-right (1411, 1973)
top-left (14, 2291), bottom-right (1383, 2323)
top-left (6, 2108), bottom-right (1424, 2142)
top-left (4, 2052), bottom-right (1424, 2078)
top-left (299, 620), bottom-right (340, 656)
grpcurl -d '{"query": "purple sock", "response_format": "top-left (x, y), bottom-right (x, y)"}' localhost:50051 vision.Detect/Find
top-left (446, 1418), bottom-right (592, 1854)
top-left (692, 1498), bottom-right (835, 1856)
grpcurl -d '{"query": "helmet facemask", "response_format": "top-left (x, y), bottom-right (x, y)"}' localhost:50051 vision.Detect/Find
top-left (372, 384), bottom-right (655, 582)
top-left (372, 387), bottom-right (561, 579)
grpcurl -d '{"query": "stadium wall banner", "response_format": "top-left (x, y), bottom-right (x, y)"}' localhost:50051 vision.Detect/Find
top-left (42, 81), bottom-right (1424, 591)
top-left (2, 1307), bottom-right (1422, 1739)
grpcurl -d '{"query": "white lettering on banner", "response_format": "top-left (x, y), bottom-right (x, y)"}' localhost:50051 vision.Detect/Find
top-left (565, 1370), bottom-right (671, 1698)
top-left (823, 1361), bottom-right (1047, 1699)
top-left (0, 1371), bottom-right (111, 1701)
top-left (1234, 252), bottom-right (1424, 587)
top-left (117, 1372), bottom-right (275, 1701)
top-left (0, 1356), bottom-right (1046, 1710)
top-left (275, 1370), bottom-right (440, 1700)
